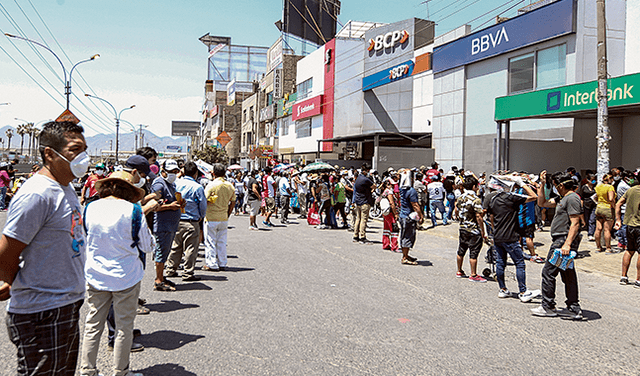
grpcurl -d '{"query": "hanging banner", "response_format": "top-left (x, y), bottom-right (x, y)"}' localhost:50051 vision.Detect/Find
top-left (208, 43), bottom-right (226, 59)
top-left (227, 80), bottom-right (236, 106)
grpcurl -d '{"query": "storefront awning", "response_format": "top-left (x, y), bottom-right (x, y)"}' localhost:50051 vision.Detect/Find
top-left (495, 72), bottom-right (640, 122)
top-left (318, 131), bottom-right (431, 144)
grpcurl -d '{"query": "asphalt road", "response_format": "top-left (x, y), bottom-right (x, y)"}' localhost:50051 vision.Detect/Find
top-left (0, 212), bottom-right (639, 375)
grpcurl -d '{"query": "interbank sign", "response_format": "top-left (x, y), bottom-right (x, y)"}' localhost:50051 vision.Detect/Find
top-left (495, 73), bottom-right (640, 121)
top-left (432, 0), bottom-right (576, 73)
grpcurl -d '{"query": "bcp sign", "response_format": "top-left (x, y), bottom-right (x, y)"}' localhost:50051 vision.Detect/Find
top-left (368, 30), bottom-right (409, 52)
top-left (292, 95), bottom-right (323, 121)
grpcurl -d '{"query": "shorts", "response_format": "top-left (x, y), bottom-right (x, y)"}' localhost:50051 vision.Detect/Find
top-left (626, 226), bottom-right (640, 252)
top-left (154, 231), bottom-right (174, 263)
top-left (399, 217), bottom-right (417, 249)
top-left (265, 197), bottom-right (276, 212)
top-left (595, 206), bottom-right (614, 221)
top-left (518, 224), bottom-right (535, 239)
top-left (458, 230), bottom-right (483, 259)
top-left (248, 199), bottom-right (261, 216)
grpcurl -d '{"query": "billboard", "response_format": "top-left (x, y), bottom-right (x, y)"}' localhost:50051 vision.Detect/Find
top-left (171, 121), bottom-right (200, 136)
top-left (283, 0), bottom-right (341, 46)
top-left (227, 79), bottom-right (236, 106)
top-left (432, 0), bottom-right (575, 73)
top-left (292, 95), bottom-right (323, 121)
top-left (267, 38), bottom-right (284, 72)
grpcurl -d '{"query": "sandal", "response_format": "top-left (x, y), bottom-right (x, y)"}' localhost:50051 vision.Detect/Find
top-left (162, 278), bottom-right (176, 287)
top-left (401, 258), bottom-right (418, 265)
top-left (406, 255), bottom-right (417, 262)
top-left (153, 281), bottom-right (175, 291)
top-left (136, 305), bottom-right (150, 315)
top-left (530, 255), bottom-right (545, 264)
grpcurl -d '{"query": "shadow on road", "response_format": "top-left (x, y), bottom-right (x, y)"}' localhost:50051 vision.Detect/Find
top-left (222, 266), bottom-right (255, 273)
top-left (138, 330), bottom-right (205, 350)
top-left (580, 309), bottom-right (602, 321)
top-left (135, 363), bottom-right (198, 376)
top-left (175, 282), bottom-right (213, 291)
top-left (417, 260), bottom-right (433, 267)
top-left (197, 275), bottom-right (228, 282)
top-left (145, 300), bottom-right (199, 313)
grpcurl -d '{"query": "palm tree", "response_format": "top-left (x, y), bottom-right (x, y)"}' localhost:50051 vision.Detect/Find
top-left (26, 123), bottom-right (35, 157)
top-left (17, 124), bottom-right (27, 156)
top-left (5, 129), bottom-right (13, 151)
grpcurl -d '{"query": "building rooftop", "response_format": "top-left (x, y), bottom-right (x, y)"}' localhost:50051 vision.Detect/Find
top-left (336, 21), bottom-right (387, 39)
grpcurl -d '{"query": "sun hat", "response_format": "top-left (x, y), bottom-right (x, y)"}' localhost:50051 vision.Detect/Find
top-left (94, 170), bottom-right (145, 203)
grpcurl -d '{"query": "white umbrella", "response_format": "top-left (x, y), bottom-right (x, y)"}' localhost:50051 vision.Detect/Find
top-left (227, 164), bottom-right (244, 170)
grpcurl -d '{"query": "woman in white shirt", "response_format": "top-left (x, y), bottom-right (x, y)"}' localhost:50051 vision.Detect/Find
top-left (80, 171), bottom-right (155, 376)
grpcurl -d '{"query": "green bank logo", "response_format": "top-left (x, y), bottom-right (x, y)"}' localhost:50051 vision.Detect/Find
top-left (546, 83), bottom-right (634, 111)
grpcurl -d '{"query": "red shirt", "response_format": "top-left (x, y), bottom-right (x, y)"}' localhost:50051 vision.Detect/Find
top-left (425, 169), bottom-right (440, 184)
top-left (83, 174), bottom-right (104, 197)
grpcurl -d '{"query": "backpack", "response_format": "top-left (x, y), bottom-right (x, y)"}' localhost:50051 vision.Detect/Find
top-left (84, 201), bottom-right (143, 252)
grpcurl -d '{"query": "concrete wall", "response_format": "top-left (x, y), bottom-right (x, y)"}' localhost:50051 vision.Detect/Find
top-left (377, 146), bottom-right (434, 172)
top-left (433, 66), bottom-right (466, 171)
top-left (626, 0), bottom-right (640, 74)
top-left (334, 38), bottom-right (365, 137)
top-left (296, 46), bottom-right (324, 98)
top-left (412, 44), bottom-right (434, 133)
top-left (278, 114), bottom-right (324, 154)
top-left (621, 115), bottom-right (640, 169)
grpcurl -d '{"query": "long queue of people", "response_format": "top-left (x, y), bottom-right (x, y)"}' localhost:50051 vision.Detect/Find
top-left (0, 121), bottom-right (239, 376)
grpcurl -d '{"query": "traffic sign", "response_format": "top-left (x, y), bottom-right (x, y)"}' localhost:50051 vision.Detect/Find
top-left (56, 109), bottom-right (80, 124)
top-left (216, 131), bottom-right (232, 147)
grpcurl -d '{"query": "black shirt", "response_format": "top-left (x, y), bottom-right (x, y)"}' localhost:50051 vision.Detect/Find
top-left (354, 174), bottom-right (374, 206)
top-left (247, 177), bottom-right (261, 201)
top-left (484, 191), bottom-right (528, 243)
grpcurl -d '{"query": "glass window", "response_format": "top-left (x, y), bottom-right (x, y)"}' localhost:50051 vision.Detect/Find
top-left (537, 45), bottom-right (566, 89)
top-left (296, 78), bottom-right (313, 101)
top-left (295, 119), bottom-right (311, 138)
top-left (509, 53), bottom-right (534, 93)
top-left (281, 117), bottom-right (290, 136)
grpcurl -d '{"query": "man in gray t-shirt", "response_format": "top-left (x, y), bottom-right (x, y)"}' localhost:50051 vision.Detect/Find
top-left (532, 170), bottom-right (583, 319)
top-left (0, 121), bottom-right (89, 375)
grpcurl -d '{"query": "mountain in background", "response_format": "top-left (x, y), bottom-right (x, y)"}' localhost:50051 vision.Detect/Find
top-left (0, 125), bottom-right (188, 157)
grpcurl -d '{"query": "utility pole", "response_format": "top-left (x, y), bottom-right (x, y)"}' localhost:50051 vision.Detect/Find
top-left (596, 0), bottom-right (609, 181)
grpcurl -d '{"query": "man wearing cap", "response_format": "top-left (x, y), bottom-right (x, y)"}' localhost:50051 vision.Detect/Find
top-left (353, 163), bottom-right (376, 244)
top-left (203, 164), bottom-right (236, 271)
top-left (165, 162), bottom-right (206, 281)
top-left (150, 160), bottom-right (184, 291)
top-left (0, 121), bottom-right (89, 375)
top-left (81, 162), bottom-right (107, 205)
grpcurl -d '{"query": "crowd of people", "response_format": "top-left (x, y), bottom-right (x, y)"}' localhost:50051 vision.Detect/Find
top-left (0, 119), bottom-right (639, 374)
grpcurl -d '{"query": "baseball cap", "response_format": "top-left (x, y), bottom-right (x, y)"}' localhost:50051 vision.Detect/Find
top-left (125, 155), bottom-right (150, 176)
top-left (163, 159), bottom-right (180, 172)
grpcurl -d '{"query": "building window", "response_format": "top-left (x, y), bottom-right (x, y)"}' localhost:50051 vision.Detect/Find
top-left (280, 117), bottom-right (290, 136)
top-left (509, 44), bottom-right (566, 94)
top-left (296, 78), bottom-right (313, 101)
top-left (295, 119), bottom-right (311, 138)
top-left (509, 53), bottom-right (534, 93)
top-left (537, 44), bottom-right (566, 89)
top-left (243, 109), bottom-right (247, 123)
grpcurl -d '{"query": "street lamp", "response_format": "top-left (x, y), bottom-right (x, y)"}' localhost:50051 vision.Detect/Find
top-left (0, 103), bottom-right (9, 106)
top-left (4, 33), bottom-right (99, 110)
top-left (84, 94), bottom-right (134, 163)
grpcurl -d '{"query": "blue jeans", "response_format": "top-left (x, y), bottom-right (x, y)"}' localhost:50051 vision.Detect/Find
top-left (584, 206), bottom-right (596, 236)
top-left (495, 242), bottom-right (527, 293)
top-left (0, 186), bottom-right (6, 210)
top-left (446, 193), bottom-right (456, 220)
top-left (617, 213), bottom-right (627, 246)
top-left (429, 200), bottom-right (447, 226)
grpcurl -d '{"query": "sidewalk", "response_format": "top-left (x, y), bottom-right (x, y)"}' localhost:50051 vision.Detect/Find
top-left (417, 222), bottom-right (626, 280)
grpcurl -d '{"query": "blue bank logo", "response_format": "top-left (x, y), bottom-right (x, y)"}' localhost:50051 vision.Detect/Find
top-left (546, 91), bottom-right (561, 111)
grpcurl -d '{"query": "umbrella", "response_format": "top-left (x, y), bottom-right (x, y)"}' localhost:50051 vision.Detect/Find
top-left (273, 163), bottom-right (296, 173)
top-left (227, 164), bottom-right (244, 170)
top-left (302, 162), bottom-right (335, 173)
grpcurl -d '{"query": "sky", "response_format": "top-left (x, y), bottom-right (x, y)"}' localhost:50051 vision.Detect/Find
top-left (0, 0), bottom-right (526, 140)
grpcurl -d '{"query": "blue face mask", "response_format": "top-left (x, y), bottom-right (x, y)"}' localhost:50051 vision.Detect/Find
top-left (591, 180), bottom-right (596, 184)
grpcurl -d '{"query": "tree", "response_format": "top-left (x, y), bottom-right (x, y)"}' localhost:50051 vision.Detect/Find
top-left (26, 123), bottom-right (35, 157)
top-left (5, 129), bottom-right (13, 151)
top-left (17, 124), bottom-right (27, 155)
top-left (192, 145), bottom-right (229, 165)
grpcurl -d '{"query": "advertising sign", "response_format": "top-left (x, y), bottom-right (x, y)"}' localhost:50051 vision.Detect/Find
top-left (367, 30), bottom-right (409, 53)
top-left (363, 60), bottom-right (414, 91)
top-left (432, 0), bottom-right (575, 73)
top-left (171, 121), bottom-right (199, 136)
top-left (495, 72), bottom-right (640, 121)
top-left (292, 95), bottom-right (323, 121)
top-left (208, 43), bottom-right (226, 59)
top-left (227, 79), bottom-right (236, 106)
top-left (166, 145), bottom-right (182, 151)
top-left (259, 104), bottom-right (275, 122)
top-left (216, 131), bottom-right (232, 147)
top-left (267, 38), bottom-right (284, 72)
top-left (274, 68), bottom-right (283, 99)
top-left (209, 105), bottom-right (219, 118)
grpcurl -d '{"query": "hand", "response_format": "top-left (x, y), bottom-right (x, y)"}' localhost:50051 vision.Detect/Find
top-left (0, 282), bottom-right (11, 301)
top-left (166, 201), bottom-right (182, 211)
top-left (614, 220), bottom-right (622, 230)
top-left (561, 243), bottom-right (571, 256)
top-left (540, 170), bottom-right (547, 181)
top-left (418, 216), bottom-right (424, 225)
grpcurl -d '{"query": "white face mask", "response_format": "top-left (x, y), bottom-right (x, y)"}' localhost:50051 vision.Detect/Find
top-left (552, 186), bottom-right (560, 196)
top-left (53, 149), bottom-right (90, 178)
top-left (95, 169), bottom-right (105, 176)
top-left (133, 176), bottom-right (146, 188)
top-left (164, 172), bottom-right (177, 184)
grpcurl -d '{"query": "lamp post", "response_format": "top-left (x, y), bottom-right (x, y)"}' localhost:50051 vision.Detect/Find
top-left (4, 33), bottom-right (99, 110)
top-left (84, 94), bottom-right (134, 163)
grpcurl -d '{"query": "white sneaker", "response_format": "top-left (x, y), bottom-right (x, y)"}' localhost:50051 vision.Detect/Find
top-left (588, 235), bottom-right (595, 241)
top-left (519, 289), bottom-right (541, 303)
top-left (531, 305), bottom-right (558, 317)
top-left (498, 288), bottom-right (510, 298)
